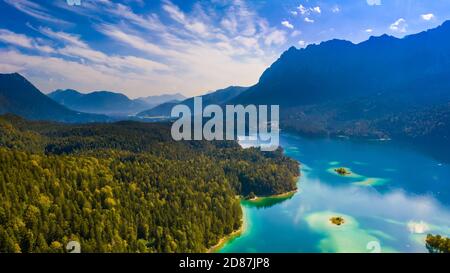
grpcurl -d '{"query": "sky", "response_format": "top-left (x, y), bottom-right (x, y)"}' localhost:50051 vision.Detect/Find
top-left (0, 0), bottom-right (449, 98)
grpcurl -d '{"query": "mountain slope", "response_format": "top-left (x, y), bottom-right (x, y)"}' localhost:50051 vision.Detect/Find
top-left (0, 73), bottom-right (109, 123)
top-left (230, 21), bottom-right (450, 161)
top-left (234, 21), bottom-right (450, 107)
top-left (136, 93), bottom-right (186, 109)
top-left (48, 89), bottom-right (150, 116)
top-left (138, 86), bottom-right (248, 117)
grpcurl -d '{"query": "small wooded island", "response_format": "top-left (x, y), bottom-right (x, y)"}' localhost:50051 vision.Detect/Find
top-left (335, 167), bottom-right (351, 176)
top-left (426, 234), bottom-right (450, 253)
top-left (330, 217), bottom-right (345, 226)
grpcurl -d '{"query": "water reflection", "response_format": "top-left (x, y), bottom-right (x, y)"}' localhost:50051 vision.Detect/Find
top-left (293, 173), bottom-right (450, 252)
top-left (221, 133), bottom-right (450, 253)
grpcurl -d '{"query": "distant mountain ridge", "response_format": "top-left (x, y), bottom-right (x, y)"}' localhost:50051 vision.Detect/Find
top-left (136, 93), bottom-right (186, 109)
top-left (2, 21), bottom-right (450, 160)
top-left (233, 20), bottom-right (450, 107)
top-left (48, 89), bottom-right (151, 116)
top-left (138, 86), bottom-right (248, 117)
top-left (230, 20), bottom-right (450, 161)
top-left (0, 73), bottom-right (109, 123)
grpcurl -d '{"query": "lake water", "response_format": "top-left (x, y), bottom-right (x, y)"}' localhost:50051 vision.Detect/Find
top-left (220, 133), bottom-right (450, 253)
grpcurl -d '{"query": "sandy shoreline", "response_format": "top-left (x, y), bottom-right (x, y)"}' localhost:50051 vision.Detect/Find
top-left (207, 187), bottom-right (299, 253)
top-left (207, 206), bottom-right (248, 253)
top-left (207, 172), bottom-right (300, 253)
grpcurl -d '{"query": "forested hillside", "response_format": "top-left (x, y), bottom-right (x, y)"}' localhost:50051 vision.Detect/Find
top-left (0, 73), bottom-right (109, 123)
top-left (0, 115), bottom-right (299, 253)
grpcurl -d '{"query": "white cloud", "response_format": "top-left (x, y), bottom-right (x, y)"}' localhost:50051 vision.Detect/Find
top-left (297, 4), bottom-right (321, 15)
top-left (221, 17), bottom-right (238, 34)
top-left (367, 0), bottom-right (381, 6)
top-left (294, 4), bottom-right (321, 24)
top-left (0, 29), bottom-right (34, 49)
top-left (281, 20), bottom-right (294, 29)
top-left (407, 221), bottom-right (430, 234)
top-left (290, 11), bottom-right (298, 16)
top-left (115, 4), bottom-right (166, 32)
top-left (1, 0), bottom-right (287, 97)
top-left (97, 0), bottom-right (286, 95)
top-left (96, 25), bottom-right (177, 58)
top-left (38, 27), bottom-right (89, 48)
top-left (297, 5), bottom-right (308, 15)
top-left (421, 13), bottom-right (435, 21)
top-left (298, 40), bottom-right (307, 48)
top-left (332, 6), bottom-right (340, 13)
top-left (0, 29), bottom-right (55, 53)
top-left (162, 1), bottom-right (186, 24)
top-left (390, 18), bottom-right (407, 33)
top-left (366, 29), bottom-right (373, 33)
top-left (0, 49), bottom-right (173, 96)
top-left (312, 7), bottom-right (321, 14)
top-left (264, 30), bottom-right (287, 46)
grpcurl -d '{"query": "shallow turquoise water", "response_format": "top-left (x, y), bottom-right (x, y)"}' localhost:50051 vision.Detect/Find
top-left (220, 133), bottom-right (450, 253)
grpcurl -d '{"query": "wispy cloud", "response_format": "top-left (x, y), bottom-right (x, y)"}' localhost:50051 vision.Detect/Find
top-left (264, 30), bottom-right (286, 46)
top-left (4, 0), bottom-right (71, 25)
top-left (390, 18), bottom-right (407, 33)
top-left (38, 27), bottom-right (88, 48)
top-left (1, 0), bottom-right (287, 97)
top-left (0, 29), bottom-right (34, 49)
top-left (91, 0), bottom-right (286, 95)
top-left (0, 28), bottom-right (54, 53)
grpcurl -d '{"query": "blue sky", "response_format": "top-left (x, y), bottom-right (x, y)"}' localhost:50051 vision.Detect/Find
top-left (0, 0), bottom-right (449, 98)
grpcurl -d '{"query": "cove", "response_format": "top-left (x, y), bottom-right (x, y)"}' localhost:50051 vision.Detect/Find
top-left (219, 133), bottom-right (450, 253)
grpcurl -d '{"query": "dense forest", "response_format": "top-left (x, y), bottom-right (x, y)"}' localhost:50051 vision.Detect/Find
top-left (0, 115), bottom-right (299, 253)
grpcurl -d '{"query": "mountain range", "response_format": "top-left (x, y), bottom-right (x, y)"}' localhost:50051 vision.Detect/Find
top-left (0, 72), bottom-right (246, 123)
top-left (137, 86), bottom-right (248, 117)
top-left (230, 20), bottom-right (450, 161)
top-left (48, 89), bottom-right (184, 116)
top-left (233, 20), bottom-right (450, 107)
top-left (136, 93), bottom-right (186, 109)
top-left (1, 21), bottom-right (450, 160)
top-left (0, 73), bottom-right (109, 123)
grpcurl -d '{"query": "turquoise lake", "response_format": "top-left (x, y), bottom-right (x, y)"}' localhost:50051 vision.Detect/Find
top-left (220, 133), bottom-right (450, 253)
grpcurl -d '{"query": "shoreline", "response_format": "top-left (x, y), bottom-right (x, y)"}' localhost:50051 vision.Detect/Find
top-left (207, 205), bottom-right (248, 253)
top-left (246, 189), bottom-right (298, 202)
top-left (208, 185), bottom-right (300, 253)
